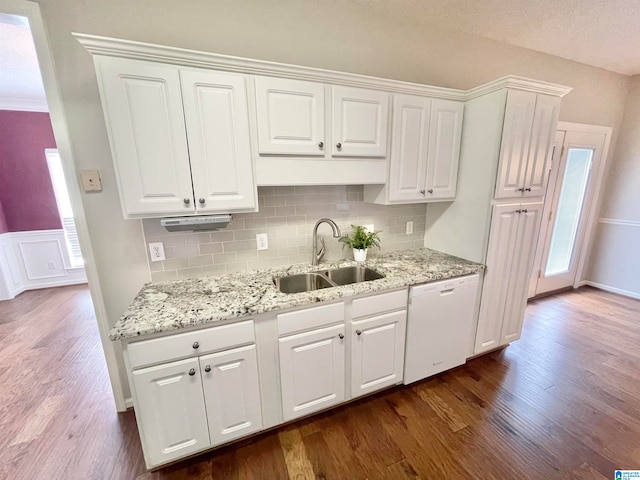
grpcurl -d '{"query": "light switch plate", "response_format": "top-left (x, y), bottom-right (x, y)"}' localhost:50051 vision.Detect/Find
top-left (406, 221), bottom-right (414, 235)
top-left (81, 169), bottom-right (102, 192)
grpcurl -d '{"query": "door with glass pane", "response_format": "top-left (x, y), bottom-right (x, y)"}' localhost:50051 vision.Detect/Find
top-left (531, 130), bottom-right (606, 296)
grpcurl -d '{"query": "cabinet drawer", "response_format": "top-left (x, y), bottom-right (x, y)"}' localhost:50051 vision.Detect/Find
top-left (128, 320), bottom-right (255, 369)
top-left (351, 289), bottom-right (407, 320)
top-left (277, 302), bottom-right (344, 337)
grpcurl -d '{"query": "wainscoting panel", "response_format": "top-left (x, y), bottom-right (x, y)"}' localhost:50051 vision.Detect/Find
top-left (0, 230), bottom-right (87, 301)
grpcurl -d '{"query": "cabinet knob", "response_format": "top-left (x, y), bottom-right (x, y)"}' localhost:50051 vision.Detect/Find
top-left (318, 141), bottom-right (324, 149)
top-left (522, 209), bottom-right (528, 213)
top-left (356, 329), bottom-right (362, 336)
top-left (192, 341), bottom-right (199, 349)
top-left (199, 198), bottom-right (205, 204)
top-left (188, 368), bottom-right (196, 376)
top-left (338, 333), bottom-right (344, 339)
top-left (183, 198), bottom-right (191, 205)
top-left (420, 190), bottom-right (426, 195)
top-left (204, 365), bottom-right (211, 373)
top-left (515, 209), bottom-right (522, 214)
top-left (525, 187), bottom-right (532, 192)
top-left (336, 142), bottom-right (342, 149)
top-left (427, 189), bottom-right (434, 194)
top-left (518, 188), bottom-right (525, 192)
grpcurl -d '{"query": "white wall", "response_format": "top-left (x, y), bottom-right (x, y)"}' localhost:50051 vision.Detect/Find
top-left (34, 0), bottom-right (631, 403)
top-left (588, 75), bottom-right (640, 297)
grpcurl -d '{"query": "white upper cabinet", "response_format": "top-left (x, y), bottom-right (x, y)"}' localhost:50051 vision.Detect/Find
top-left (181, 69), bottom-right (256, 212)
top-left (95, 57), bottom-right (194, 216)
top-left (94, 57), bottom-right (256, 218)
top-left (254, 76), bottom-right (325, 156)
top-left (366, 95), bottom-right (463, 204)
top-left (332, 86), bottom-right (389, 157)
top-left (425, 99), bottom-right (464, 200)
top-left (388, 94), bottom-right (431, 202)
top-left (495, 90), bottom-right (560, 199)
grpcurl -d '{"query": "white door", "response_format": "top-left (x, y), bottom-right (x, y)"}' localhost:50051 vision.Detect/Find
top-left (254, 76), bottom-right (325, 155)
top-left (500, 202), bottom-right (543, 344)
top-left (181, 69), bottom-right (256, 212)
top-left (332, 86), bottom-right (389, 157)
top-left (279, 324), bottom-right (346, 421)
top-left (351, 310), bottom-right (406, 398)
top-left (495, 90), bottom-right (536, 199)
top-left (425, 99), bottom-right (464, 200)
top-left (387, 94), bottom-right (431, 202)
top-left (95, 57), bottom-right (194, 216)
top-left (474, 203), bottom-right (521, 354)
top-left (522, 94), bottom-right (560, 197)
top-left (199, 344), bottom-right (263, 446)
top-left (532, 130), bottom-right (607, 295)
top-left (132, 357), bottom-right (210, 467)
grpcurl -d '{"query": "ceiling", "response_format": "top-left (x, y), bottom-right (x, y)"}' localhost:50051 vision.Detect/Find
top-left (0, 1), bottom-right (638, 112)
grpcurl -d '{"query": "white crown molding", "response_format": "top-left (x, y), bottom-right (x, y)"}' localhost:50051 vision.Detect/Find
top-left (0, 94), bottom-right (49, 112)
top-left (465, 75), bottom-right (573, 99)
top-left (598, 217), bottom-right (640, 227)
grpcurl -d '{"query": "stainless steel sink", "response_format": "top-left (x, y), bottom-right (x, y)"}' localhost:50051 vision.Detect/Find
top-left (273, 273), bottom-right (335, 294)
top-left (326, 266), bottom-right (385, 285)
top-left (274, 266), bottom-right (384, 293)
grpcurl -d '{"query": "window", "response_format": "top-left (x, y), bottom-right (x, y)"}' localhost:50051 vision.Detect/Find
top-left (45, 149), bottom-right (84, 268)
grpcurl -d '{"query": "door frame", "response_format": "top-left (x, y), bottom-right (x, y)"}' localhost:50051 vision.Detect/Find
top-left (0, 0), bottom-right (126, 410)
top-left (530, 122), bottom-right (612, 297)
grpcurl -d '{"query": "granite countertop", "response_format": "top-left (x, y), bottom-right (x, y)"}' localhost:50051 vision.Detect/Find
top-left (110, 248), bottom-right (484, 340)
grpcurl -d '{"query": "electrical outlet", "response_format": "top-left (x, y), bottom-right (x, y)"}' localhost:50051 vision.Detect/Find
top-left (80, 169), bottom-right (103, 192)
top-left (148, 242), bottom-right (165, 262)
top-left (256, 233), bottom-right (268, 251)
top-left (405, 221), bottom-right (414, 235)
top-left (363, 224), bottom-right (374, 233)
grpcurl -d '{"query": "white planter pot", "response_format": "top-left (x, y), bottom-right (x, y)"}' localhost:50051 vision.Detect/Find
top-left (353, 248), bottom-right (368, 262)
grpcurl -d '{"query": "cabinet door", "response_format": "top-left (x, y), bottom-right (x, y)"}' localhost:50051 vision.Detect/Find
top-left (351, 310), bottom-right (406, 398)
top-left (94, 57), bottom-right (194, 216)
top-left (132, 357), bottom-right (210, 467)
top-left (254, 76), bottom-right (325, 156)
top-left (332, 86), bottom-right (389, 157)
top-left (500, 202), bottom-right (543, 344)
top-left (495, 90), bottom-right (537, 199)
top-left (425, 99), bottom-right (464, 200)
top-left (474, 204), bottom-right (521, 354)
top-left (522, 95), bottom-right (560, 197)
top-left (279, 324), bottom-right (345, 421)
top-left (387, 94), bottom-right (431, 202)
top-left (181, 69), bottom-right (256, 212)
top-left (199, 344), bottom-right (263, 446)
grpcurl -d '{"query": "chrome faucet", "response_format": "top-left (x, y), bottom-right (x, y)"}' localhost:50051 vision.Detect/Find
top-left (312, 218), bottom-right (341, 266)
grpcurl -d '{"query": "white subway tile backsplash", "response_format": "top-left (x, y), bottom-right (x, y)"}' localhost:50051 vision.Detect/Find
top-left (141, 186), bottom-right (427, 280)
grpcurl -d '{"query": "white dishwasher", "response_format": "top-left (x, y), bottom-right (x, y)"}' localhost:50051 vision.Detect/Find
top-left (404, 274), bottom-right (480, 384)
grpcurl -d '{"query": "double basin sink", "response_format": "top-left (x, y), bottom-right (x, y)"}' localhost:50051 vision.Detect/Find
top-left (274, 266), bottom-right (384, 294)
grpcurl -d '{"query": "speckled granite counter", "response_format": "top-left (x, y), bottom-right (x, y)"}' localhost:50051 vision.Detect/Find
top-left (110, 248), bottom-right (484, 340)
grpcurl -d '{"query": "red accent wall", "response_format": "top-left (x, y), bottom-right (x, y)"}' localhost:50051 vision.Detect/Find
top-left (0, 110), bottom-right (62, 232)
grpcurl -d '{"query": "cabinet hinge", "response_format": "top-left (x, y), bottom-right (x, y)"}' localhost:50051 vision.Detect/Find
top-left (560, 145), bottom-right (565, 158)
top-left (548, 210), bottom-right (553, 221)
top-left (537, 269), bottom-right (542, 279)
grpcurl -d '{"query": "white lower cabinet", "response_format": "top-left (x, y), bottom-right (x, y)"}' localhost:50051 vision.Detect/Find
top-left (351, 310), bottom-right (406, 398)
top-left (131, 357), bottom-right (211, 467)
top-left (199, 345), bottom-right (263, 446)
top-left (279, 323), bottom-right (346, 421)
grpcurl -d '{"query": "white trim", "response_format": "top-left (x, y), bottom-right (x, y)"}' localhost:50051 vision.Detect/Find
top-left (583, 281), bottom-right (640, 300)
top-left (0, 0), bottom-right (127, 411)
top-left (0, 94), bottom-right (48, 112)
top-left (73, 33), bottom-right (573, 101)
top-left (556, 121), bottom-right (611, 133)
top-left (124, 396), bottom-right (134, 410)
top-left (598, 218), bottom-right (640, 227)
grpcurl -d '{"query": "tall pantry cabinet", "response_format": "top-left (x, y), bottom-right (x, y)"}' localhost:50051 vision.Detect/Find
top-left (423, 81), bottom-right (571, 355)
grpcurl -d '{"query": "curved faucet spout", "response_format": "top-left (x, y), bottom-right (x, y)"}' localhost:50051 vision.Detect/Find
top-left (312, 218), bottom-right (342, 266)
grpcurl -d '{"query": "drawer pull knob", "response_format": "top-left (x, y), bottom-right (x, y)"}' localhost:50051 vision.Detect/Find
top-left (204, 365), bottom-right (211, 373)
top-left (338, 333), bottom-right (344, 339)
top-left (336, 142), bottom-right (342, 149)
top-left (356, 329), bottom-right (362, 336)
top-left (192, 342), bottom-right (199, 349)
top-left (188, 368), bottom-right (196, 376)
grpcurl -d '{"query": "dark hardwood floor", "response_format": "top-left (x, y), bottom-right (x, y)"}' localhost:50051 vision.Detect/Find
top-left (1, 285), bottom-right (638, 479)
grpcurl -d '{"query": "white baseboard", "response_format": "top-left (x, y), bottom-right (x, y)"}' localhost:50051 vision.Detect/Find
top-left (583, 281), bottom-right (640, 300)
top-left (124, 396), bottom-right (134, 411)
top-left (0, 230), bottom-right (87, 301)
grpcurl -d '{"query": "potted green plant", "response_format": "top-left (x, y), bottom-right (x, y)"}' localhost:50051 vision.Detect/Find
top-left (339, 225), bottom-right (381, 262)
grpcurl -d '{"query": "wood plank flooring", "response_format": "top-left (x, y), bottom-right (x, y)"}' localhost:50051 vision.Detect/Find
top-left (1, 285), bottom-right (639, 479)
